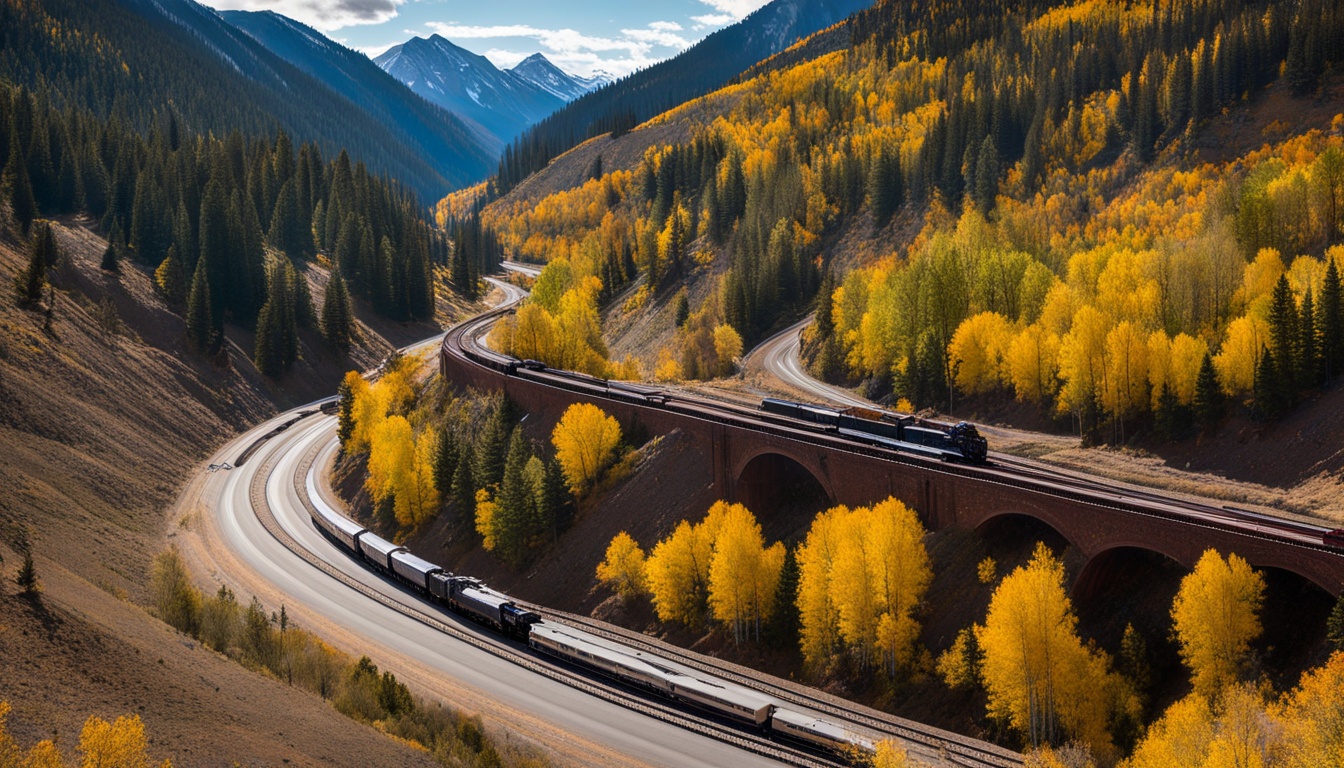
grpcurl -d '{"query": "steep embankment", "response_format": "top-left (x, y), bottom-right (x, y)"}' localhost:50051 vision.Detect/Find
top-left (0, 216), bottom-right (451, 766)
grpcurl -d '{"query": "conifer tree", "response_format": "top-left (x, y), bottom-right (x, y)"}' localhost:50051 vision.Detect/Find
top-left (186, 254), bottom-right (217, 353)
top-left (1193, 352), bottom-right (1224, 432)
top-left (1254, 346), bottom-right (1286, 419)
top-left (3, 134), bottom-right (36, 234)
top-left (492, 427), bottom-right (534, 567)
top-left (320, 271), bottom-right (355, 352)
top-left (474, 399), bottom-right (513, 489)
top-left (433, 429), bottom-right (458, 497)
top-left (1268, 275), bottom-right (1298, 399)
top-left (13, 229), bottom-right (47, 308)
top-left (254, 263), bottom-right (298, 378)
top-left (1298, 289), bottom-right (1318, 389)
top-left (100, 226), bottom-right (123, 273)
top-left (869, 149), bottom-right (902, 227)
top-left (451, 443), bottom-right (476, 520)
top-left (536, 458), bottom-right (572, 541)
top-left (336, 372), bottom-right (358, 453)
top-left (291, 265), bottom-right (316, 330)
top-left (1320, 259), bottom-right (1343, 381)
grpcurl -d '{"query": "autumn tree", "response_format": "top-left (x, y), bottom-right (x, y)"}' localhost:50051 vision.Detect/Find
top-left (154, 245), bottom-right (186, 304)
top-left (645, 502), bottom-right (729, 626)
top-left (1274, 651), bottom-right (1344, 767)
top-left (551, 402), bottom-right (622, 494)
top-left (950, 311), bottom-right (1012, 395)
top-left (796, 505), bottom-right (845, 669)
top-left (596, 532), bottom-right (648, 600)
top-left (79, 713), bottom-right (160, 768)
top-left (976, 543), bottom-right (1120, 754)
top-left (1124, 686), bottom-right (1275, 768)
top-left (1170, 549), bottom-right (1265, 698)
top-left (336, 371), bottom-right (368, 454)
top-left (707, 503), bottom-right (785, 643)
top-left (150, 547), bottom-right (200, 636)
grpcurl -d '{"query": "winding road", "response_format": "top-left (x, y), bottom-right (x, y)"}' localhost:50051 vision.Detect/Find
top-left (173, 278), bottom-right (792, 768)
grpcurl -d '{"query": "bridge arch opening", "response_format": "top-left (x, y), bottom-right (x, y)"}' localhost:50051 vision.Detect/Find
top-left (975, 513), bottom-right (1072, 559)
top-left (735, 452), bottom-right (831, 521)
top-left (1257, 565), bottom-right (1335, 686)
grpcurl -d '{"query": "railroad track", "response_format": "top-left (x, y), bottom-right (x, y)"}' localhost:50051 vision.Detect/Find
top-left (537, 608), bottom-right (1019, 768)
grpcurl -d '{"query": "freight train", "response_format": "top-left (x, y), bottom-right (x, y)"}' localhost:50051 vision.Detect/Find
top-left (306, 490), bottom-right (881, 760)
top-left (760, 398), bottom-right (989, 464)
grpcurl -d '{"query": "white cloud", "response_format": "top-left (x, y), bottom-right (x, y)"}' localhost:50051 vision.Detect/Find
top-left (424, 20), bottom-right (689, 77)
top-left (203, 0), bottom-right (404, 31)
top-left (691, 13), bottom-right (735, 27)
top-left (356, 41), bottom-right (400, 58)
top-left (695, 0), bottom-right (771, 22)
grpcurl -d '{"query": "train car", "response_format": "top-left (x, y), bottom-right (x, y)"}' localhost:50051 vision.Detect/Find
top-left (529, 624), bottom-right (674, 694)
top-left (426, 570), bottom-right (455, 602)
top-left (357, 532), bottom-right (406, 572)
top-left (771, 708), bottom-right (876, 756)
top-left (390, 550), bottom-right (442, 592)
top-left (665, 675), bottom-right (775, 728)
top-left (837, 412), bottom-right (903, 441)
top-left (761, 398), bottom-right (840, 427)
top-left (310, 504), bottom-right (365, 552)
top-left (1325, 529), bottom-right (1344, 549)
top-left (447, 578), bottom-right (541, 639)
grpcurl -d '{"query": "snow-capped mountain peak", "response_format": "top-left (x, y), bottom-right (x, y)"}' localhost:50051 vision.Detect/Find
top-left (509, 53), bottom-right (610, 102)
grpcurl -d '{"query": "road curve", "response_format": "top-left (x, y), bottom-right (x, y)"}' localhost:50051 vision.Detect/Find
top-left (176, 281), bottom-right (789, 768)
top-left (745, 316), bottom-right (872, 409)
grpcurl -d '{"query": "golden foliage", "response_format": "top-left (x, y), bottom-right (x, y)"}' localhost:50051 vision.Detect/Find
top-left (707, 504), bottom-right (784, 643)
top-left (1170, 550), bottom-right (1265, 698)
top-left (976, 543), bottom-right (1121, 755)
top-left (551, 402), bottom-right (622, 494)
top-left (596, 532), bottom-right (648, 599)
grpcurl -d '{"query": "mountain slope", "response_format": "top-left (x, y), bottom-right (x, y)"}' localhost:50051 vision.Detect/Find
top-left (495, 0), bottom-right (875, 192)
top-left (0, 0), bottom-right (487, 200)
top-left (221, 10), bottom-right (495, 185)
top-left (375, 36), bottom-right (563, 149)
top-left (509, 54), bottom-right (611, 103)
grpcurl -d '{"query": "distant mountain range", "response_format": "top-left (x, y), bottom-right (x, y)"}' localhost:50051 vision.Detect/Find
top-left (374, 37), bottom-right (607, 150)
top-left (510, 53), bottom-right (612, 103)
top-left (0, 0), bottom-right (493, 201)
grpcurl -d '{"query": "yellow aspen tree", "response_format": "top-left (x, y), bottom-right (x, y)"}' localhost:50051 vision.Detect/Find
top-left (79, 713), bottom-right (150, 768)
top-left (868, 497), bottom-right (932, 674)
top-left (645, 520), bottom-right (710, 625)
top-left (796, 506), bottom-right (846, 668)
top-left (829, 505), bottom-right (881, 666)
top-left (1147, 330), bottom-right (1173, 410)
top-left (1170, 549), bottom-right (1265, 698)
top-left (1103, 320), bottom-right (1150, 426)
top-left (365, 415), bottom-right (412, 507)
top-left (351, 377), bottom-right (392, 455)
top-left (340, 372), bottom-right (373, 453)
top-left (24, 740), bottom-right (65, 768)
top-left (1123, 694), bottom-right (1216, 768)
top-left (1214, 314), bottom-right (1269, 395)
top-left (474, 488), bottom-right (498, 551)
top-left (1057, 306), bottom-right (1110, 417)
top-left (530, 256), bottom-right (574, 312)
top-left (393, 426), bottom-right (440, 529)
top-left (709, 503), bottom-right (767, 643)
top-left (949, 311), bottom-right (1014, 395)
top-left (1006, 323), bottom-right (1061, 404)
top-left (1237, 248), bottom-right (1286, 314)
top-left (1168, 333), bottom-right (1208, 405)
top-left (596, 532), bottom-right (648, 599)
top-left (551, 403), bottom-right (622, 494)
top-left (976, 543), bottom-right (1118, 754)
top-left (1273, 651), bottom-right (1344, 767)
top-left (712, 324), bottom-right (744, 376)
top-left (512, 302), bottom-right (558, 362)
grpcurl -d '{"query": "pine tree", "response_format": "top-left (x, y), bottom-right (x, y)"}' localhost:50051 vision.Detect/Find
top-left (16, 548), bottom-right (38, 596)
top-left (100, 226), bottom-right (123, 273)
top-left (493, 427), bottom-right (535, 567)
top-left (537, 458), bottom-right (572, 541)
top-left (433, 429), bottom-right (458, 498)
top-left (869, 149), bottom-right (903, 227)
top-left (32, 221), bottom-right (58, 268)
top-left (13, 230), bottom-right (47, 309)
top-left (1268, 275), bottom-right (1298, 400)
top-left (973, 134), bottom-right (1000, 212)
top-left (1320, 259), bottom-right (1343, 382)
top-left (1298, 289), bottom-right (1318, 389)
top-left (474, 400), bottom-right (513, 489)
top-left (186, 254), bottom-right (217, 353)
top-left (4, 134), bottom-right (36, 234)
top-left (320, 271), bottom-right (355, 352)
top-left (451, 443), bottom-right (476, 521)
top-left (1254, 347), bottom-right (1286, 419)
top-left (254, 263), bottom-right (298, 378)
top-left (1193, 352), bottom-right (1224, 432)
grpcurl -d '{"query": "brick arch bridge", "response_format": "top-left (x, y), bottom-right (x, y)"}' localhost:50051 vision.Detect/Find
top-left (442, 351), bottom-right (1344, 596)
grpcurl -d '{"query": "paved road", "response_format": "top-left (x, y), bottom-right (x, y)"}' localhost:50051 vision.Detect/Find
top-left (502, 260), bottom-right (543, 278)
top-left (745, 316), bottom-right (873, 409)
top-left (190, 280), bottom-right (787, 768)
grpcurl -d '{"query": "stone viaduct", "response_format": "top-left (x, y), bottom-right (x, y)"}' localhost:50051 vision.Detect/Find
top-left (442, 348), bottom-right (1344, 598)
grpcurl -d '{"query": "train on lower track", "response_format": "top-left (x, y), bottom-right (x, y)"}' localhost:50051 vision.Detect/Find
top-left (307, 492), bottom-right (881, 761)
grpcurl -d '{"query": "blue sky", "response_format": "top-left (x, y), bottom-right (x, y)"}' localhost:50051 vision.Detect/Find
top-left (199, 0), bottom-right (775, 76)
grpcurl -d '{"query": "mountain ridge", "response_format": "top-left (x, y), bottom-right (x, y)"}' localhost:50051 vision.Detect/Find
top-left (509, 53), bottom-right (612, 102)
